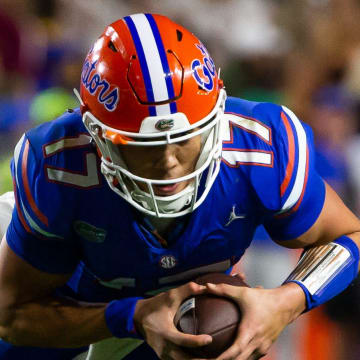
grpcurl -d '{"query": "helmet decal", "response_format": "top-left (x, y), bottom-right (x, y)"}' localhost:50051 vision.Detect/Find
top-left (81, 60), bottom-right (120, 112)
top-left (124, 14), bottom-right (177, 116)
top-left (155, 119), bottom-right (174, 131)
top-left (191, 43), bottom-right (216, 92)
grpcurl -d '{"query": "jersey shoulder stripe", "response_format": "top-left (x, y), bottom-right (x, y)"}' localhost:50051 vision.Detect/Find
top-left (12, 134), bottom-right (64, 239)
top-left (21, 139), bottom-right (49, 227)
top-left (12, 135), bottom-right (31, 234)
top-left (278, 106), bottom-right (309, 213)
top-left (280, 111), bottom-right (295, 196)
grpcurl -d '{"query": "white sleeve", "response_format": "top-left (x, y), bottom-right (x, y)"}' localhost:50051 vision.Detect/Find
top-left (0, 191), bottom-right (15, 239)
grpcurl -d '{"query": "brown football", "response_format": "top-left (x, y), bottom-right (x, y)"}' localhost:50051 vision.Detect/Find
top-left (175, 272), bottom-right (248, 358)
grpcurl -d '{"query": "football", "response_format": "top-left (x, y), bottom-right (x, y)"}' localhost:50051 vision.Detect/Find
top-left (174, 272), bottom-right (249, 358)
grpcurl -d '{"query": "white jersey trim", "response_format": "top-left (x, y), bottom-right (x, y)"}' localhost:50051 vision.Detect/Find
top-left (13, 135), bottom-right (63, 239)
top-left (279, 106), bottom-right (308, 212)
top-left (13, 134), bottom-right (25, 177)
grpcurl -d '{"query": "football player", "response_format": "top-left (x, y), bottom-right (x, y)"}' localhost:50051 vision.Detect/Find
top-left (0, 13), bottom-right (359, 360)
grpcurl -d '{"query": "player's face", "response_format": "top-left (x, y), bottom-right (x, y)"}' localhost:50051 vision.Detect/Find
top-left (119, 135), bottom-right (202, 196)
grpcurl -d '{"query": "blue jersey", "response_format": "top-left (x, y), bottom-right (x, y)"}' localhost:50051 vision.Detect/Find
top-left (4, 97), bottom-right (325, 358)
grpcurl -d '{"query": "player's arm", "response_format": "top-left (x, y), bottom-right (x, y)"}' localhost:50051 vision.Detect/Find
top-left (257, 104), bottom-right (360, 316)
top-left (0, 236), bottom-right (210, 359)
top-left (0, 135), bottom-right (141, 348)
top-left (206, 183), bottom-right (360, 360)
top-left (278, 181), bottom-right (360, 250)
top-left (0, 135), bottom-right (113, 347)
top-left (0, 236), bottom-right (113, 347)
top-left (206, 105), bottom-right (360, 359)
top-left (274, 181), bottom-right (360, 312)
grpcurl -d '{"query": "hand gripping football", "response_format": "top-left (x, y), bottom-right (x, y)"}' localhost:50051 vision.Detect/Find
top-left (174, 272), bottom-right (249, 358)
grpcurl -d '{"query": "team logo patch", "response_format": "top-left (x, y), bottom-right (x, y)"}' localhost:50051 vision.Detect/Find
top-left (225, 205), bottom-right (246, 227)
top-left (81, 60), bottom-right (119, 112)
top-left (155, 119), bottom-right (174, 131)
top-left (159, 255), bottom-right (177, 269)
top-left (191, 42), bottom-right (216, 92)
top-left (73, 220), bottom-right (107, 243)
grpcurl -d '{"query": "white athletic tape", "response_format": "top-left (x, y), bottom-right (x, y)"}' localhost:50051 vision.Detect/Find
top-left (285, 242), bottom-right (351, 294)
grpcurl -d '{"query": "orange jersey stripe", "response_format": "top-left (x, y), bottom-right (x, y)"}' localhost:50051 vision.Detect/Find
top-left (274, 146), bottom-right (309, 219)
top-left (21, 140), bottom-right (49, 227)
top-left (280, 111), bottom-right (295, 197)
top-left (292, 145), bottom-right (310, 212)
top-left (12, 178), bottom-right (31, 233)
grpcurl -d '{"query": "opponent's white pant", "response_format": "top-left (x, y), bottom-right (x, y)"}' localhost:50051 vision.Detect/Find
top-left (0, 191), bottom-right (15, 240)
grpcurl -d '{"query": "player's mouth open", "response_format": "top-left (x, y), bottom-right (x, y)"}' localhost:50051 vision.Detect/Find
top-left (152, 183), bottom-right (179, 196)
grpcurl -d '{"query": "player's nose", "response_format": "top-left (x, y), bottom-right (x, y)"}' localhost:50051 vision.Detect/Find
top-left (153, 144), bottom-right (178, 171)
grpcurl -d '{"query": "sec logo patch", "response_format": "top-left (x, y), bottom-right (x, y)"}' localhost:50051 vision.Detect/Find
top-left (159, 255), bottom-right (177, 269)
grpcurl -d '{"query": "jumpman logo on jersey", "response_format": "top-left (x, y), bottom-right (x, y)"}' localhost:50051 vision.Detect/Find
top-left (225, 205), bottom-right (246, 227)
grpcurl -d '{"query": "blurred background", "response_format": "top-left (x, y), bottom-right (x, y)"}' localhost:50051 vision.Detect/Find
top-left (1, 0), bottom-right (360, 358)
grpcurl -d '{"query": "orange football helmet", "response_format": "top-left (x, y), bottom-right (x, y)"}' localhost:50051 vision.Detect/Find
top-left (75, 13), bottom-right (226, 217)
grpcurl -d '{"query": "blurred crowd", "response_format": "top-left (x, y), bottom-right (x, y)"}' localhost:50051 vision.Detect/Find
top-left (1, 0), bottom-right (360, 359)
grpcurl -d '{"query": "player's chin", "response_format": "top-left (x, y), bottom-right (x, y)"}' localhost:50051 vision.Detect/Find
top-left (152, 180), bottom-right (189, 196)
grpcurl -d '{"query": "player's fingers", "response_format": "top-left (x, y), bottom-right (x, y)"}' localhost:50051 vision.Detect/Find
top-left (231, 272), bottom-right (246, 281)
top-left (215, 322), bottom-right (257, 360)
top-left (224, 335), bottom-right (269, 360)
top-left (171, 281), bottom-right (207, 301)
top-left (165, 282), bottom-right (207, 311)
top-left (167, 330), bottom-right (212, 349)
top-left (249, 339), bottom-right (271, 359)
top-left (216, 340), bottom-right (257, 360)
top-left (205, 282), bottom-right (244, 300)
top-left (250, 354), bottom-right (266, 360)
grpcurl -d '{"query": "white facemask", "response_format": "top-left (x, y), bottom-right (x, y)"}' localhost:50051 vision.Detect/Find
top-left (77, 89), bottom-right (227, 218)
